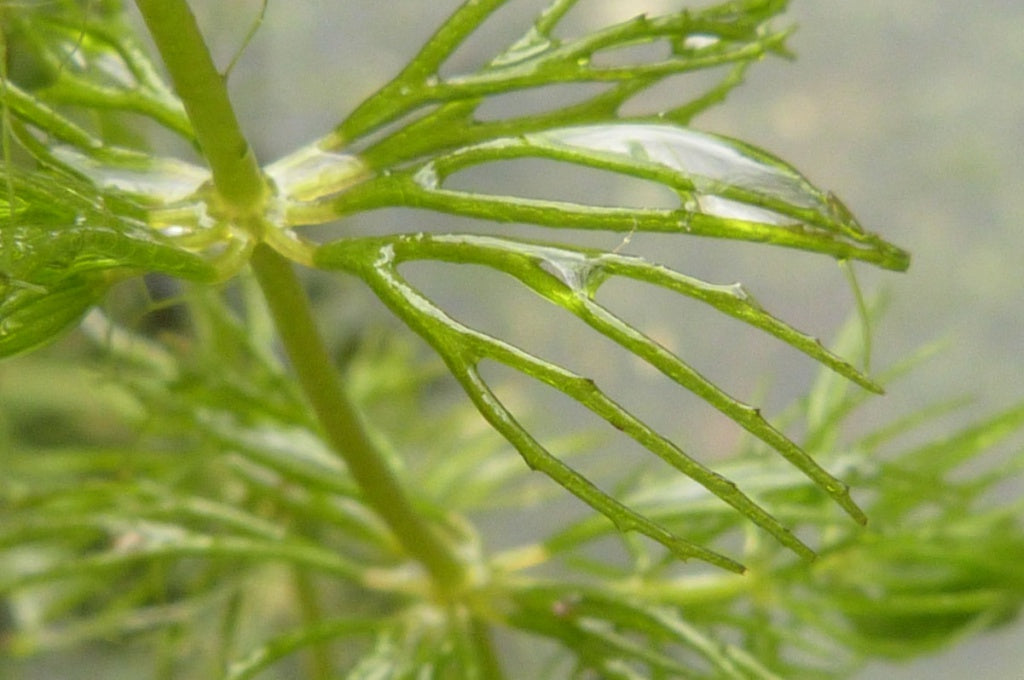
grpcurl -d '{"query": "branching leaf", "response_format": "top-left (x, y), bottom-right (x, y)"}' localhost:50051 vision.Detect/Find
top-left (2, 0), bottom-right (908, 573)
top-left (7, 3), bottom-right (192, 140)
top-left (224, 618), bottom-right (384, 680)
top-left (333, 0), bottom-right (793, 145)
top-left (0, 168), bottom-right (216, 358)
top-left (5, 2), bottom-right (1023, 679)
top-left (316, 232), bottom-right (879, 569)
top-left (507, 584), bottom-right (785, 679)
top-left (268, 0), bottom-right (909, 573)
top-left (0, 515), bottom-right (367, 595)
top-left (292, 121), bottom-right (908, 270)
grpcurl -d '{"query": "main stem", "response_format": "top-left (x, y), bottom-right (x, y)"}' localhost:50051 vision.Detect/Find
top-left (134, 0), bottom-right (465, 593)
top-left (249, 245), bottom-right (466, 590)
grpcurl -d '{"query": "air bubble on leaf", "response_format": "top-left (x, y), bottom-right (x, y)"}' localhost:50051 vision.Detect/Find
top-left (625, 140), bottom-right (652, 164)
top-left (538, 253), bottom-right (592, 292)
top-left (63, 44), bottom-right (88, 70)
top-left (424, 75), bottom-right (440, 88)
top-left (51, 146), bottom-right (209, 203)
top-left (92, 51), bottom-right (137, 89)
top-left (826, 191), bottom-right (866, 235)
top-left (159, 225), bottom-right (189, 238)
top-left (266, 145), bottom-right (369, 202)
top-left (413, 163), bottom-right (441, 191)
top-left (111, 521), bottom-right (190, 551)
top-left (696, 194), bottom-right (791, 225)
top-left (492, 28), bottom-right (552, 67)
top-left (533, 124), bottom-right (825, 212)
top-left (195, 201), bottom-right (220, 232)
top-left (680, 34), bottom-right (720, 51)
top-left (727, 282), bottom-right (762, 309)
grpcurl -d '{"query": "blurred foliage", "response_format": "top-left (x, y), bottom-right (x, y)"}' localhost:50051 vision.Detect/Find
top-left (3, 295), bottom-right (1024, 678)
top-left (1, 1), bottom-right (1023, 679)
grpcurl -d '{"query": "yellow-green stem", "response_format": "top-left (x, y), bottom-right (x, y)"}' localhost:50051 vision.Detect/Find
top-left (133, 0), bottom-right (466, 593)
top-left (293, 570), bottom-right (332, 680)
top-left (134, 0), bottom-right (266, 213)
top-left (249, 244), bottom-right (466, 590)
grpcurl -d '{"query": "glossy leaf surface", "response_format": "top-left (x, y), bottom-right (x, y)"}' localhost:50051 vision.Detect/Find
top-left (0, 168), bottom-right (215, 358)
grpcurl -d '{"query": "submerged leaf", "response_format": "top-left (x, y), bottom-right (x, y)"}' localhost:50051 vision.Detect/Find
top-left (0, 168), bottom-right (217, 359)
top-left (317, 122), bottom-right (908, 271)
top-left (0, 273), bottom-right (109, 358)
top-left (529, 123), bottom-right (861, 235)
top-left (7, 4), bottom-right (192, 140)
top-left (285, 0), bottom-right (906, 574)
top-left (315, 232), bottom-right (883, 569)
top-left (507, 584), bottom-right (785, 679)
top-left (334, 0), bottom-right (793, 144)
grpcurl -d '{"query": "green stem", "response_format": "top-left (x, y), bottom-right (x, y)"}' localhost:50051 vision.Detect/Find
top-left (133, 0), bottom-right (466, 593)
top-left (469, 616), bottom-right (505, 678)
top-left (250, 245), bottom-right (466, 591)
top-left (134, 0), bottom-right (266, 213)
top-left (293, 570), bottom-right (332, 680)
top-left (1, 15), bottom-right (16, 273)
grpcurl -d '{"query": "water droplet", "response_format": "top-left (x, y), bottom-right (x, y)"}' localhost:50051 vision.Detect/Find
top-left (413, 163), bottom-right (440, 190)
top-left (681, 34), bottom-right (719, 51)
top-left (159, 225), bottom-right (189, 238)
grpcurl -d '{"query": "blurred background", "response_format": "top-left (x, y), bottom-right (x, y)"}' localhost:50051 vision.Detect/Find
top-left (168, 1), bottom-right (1024, 677)
top-left (5, 0), bottom-right (1023, 677)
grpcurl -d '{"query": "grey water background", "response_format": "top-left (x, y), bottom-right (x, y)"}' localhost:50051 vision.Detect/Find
top-left (171, 1), bottom-right (1024, 677)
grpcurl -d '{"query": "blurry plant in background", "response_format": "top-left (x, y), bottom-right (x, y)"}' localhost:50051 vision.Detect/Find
top-left (1, 1), bottom-right (1022, 678)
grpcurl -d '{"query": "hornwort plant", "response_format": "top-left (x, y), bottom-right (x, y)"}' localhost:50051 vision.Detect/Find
top-left (2, 1), bottom-right (1024, 678)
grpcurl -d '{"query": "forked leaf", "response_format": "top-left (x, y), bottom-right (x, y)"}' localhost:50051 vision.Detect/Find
top-left (318, 122), bottom-right (907, 270)
top-left (8, 5), bottom-right (192, 139)
top-left (334, 0), bottom-right (791, 145)
top-left (0, 517), bottom-right (366, 594)
top-left (295, 0), bottom-right (906, 569)
top-left (507, 584), bottom-right (783, 679)
top-left (318, 233), bottom-right (869, 521)
top-left (0, 79), bottom-right (104, 152)
top-left (0, 169), bottom-right (217, 358)
top-left (317, 236), bottom-right (747, 571)
top-left (0, 273), bottom-right (109, 358)
top-left (224, 618), bottom-right (383, 680)
top-left (315, 231), bottom-right (885, 570)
